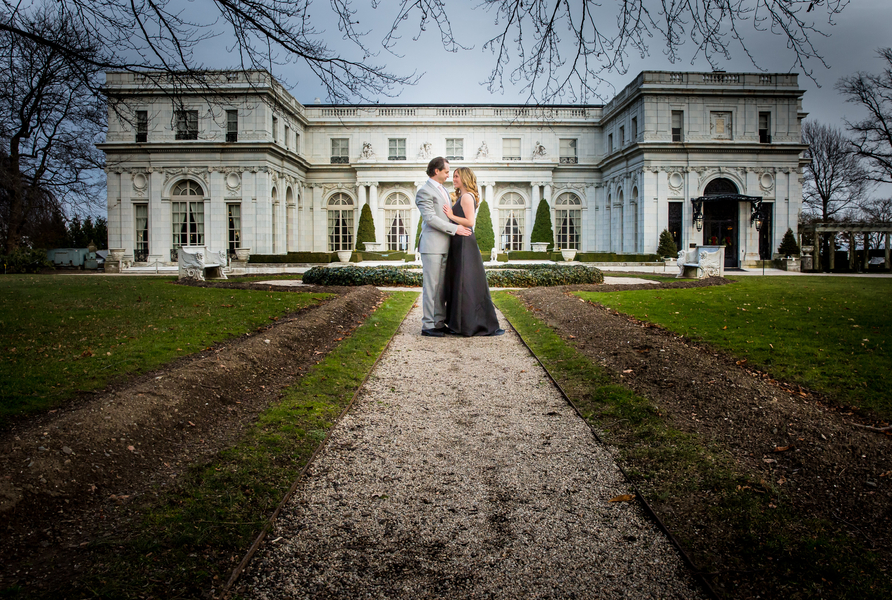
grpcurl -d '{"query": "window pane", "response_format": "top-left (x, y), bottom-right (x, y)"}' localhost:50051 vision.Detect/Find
top-left (388, 138), bottom-right (406, 160)
top-left (135, 204), bottom-right (149, 260)
top-left (502, 138), bottom-right (520, 160)
top-left (228, 204), bottom-right (241, 254)
top-left (175, 110), bottom-right (198, 140)
top-left (331, 138), bottom-right (349, 163)
top-left (226, 110), bottom-right (238, 142)
top-left (446, 138), bottom-right (463, 159)
top-left (136, 111), bottom-right (148, 143)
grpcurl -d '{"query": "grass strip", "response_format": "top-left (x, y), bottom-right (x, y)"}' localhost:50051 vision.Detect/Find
top-left (42, 291), bottom-right (418, 600)
top-left (575, 276), bottom-right (892, 419)
top-left (492, 291), bottom-right (890, 600)
top-left (0, 275), bottom-right (331, 421)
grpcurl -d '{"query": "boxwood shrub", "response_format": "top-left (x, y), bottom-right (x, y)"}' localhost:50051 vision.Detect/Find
top-left (302, 263), bottom-right (603, 287)
top-left (248, 252), bottom-right (336, 263)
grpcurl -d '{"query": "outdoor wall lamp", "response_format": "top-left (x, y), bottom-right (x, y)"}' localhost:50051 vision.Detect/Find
top-left (691, 197), bottom-right (704, 231)
top-left (750, 199), bottom-right (764, 231)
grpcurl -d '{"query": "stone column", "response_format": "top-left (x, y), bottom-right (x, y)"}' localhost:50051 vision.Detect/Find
top-left (849, 231), bottom-right (856, 271)
top-left (863, 232), bottom-right (870, 271)
top-left (886, 232), bottom-right (891, 271)
top-left (313, 184), bottom-right (326, 252)
top-left (369, 183), bottom-right (381, 247)
top-left (530, 183), bottom-right (541, 249)
top-left (286, 193), bottom-right (296, 253)
top-left (357, 183), bottom-right (367, 209)
top-left (829, 234), bottom-right (835, 271)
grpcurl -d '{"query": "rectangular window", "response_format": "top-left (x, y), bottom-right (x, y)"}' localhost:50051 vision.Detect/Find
top-left (284, 125), bottom-right (290, 148)
top-left (502, 138), bottom-right (521, 160)
top-left (134, 204), bottom-right (149, 260)
top-left (607, 133), bottom-right (613, 154)
top-left (446, 138), bottom-right (463, 160)
top-left (331, 138), bottom-right (349, 163)
top-left (631, 117), bottom-right (638, 141)
top-left (171, 201), bottom-right (204, 248)
top-left (272, 116), bottom-right (278, 143)
top-left (226, 110), bottom-right (238, 142)
top-left (559, 139), bottom-right (577, 164)
top-left (228, 204), bottom-right (241, 255)
top-left (619, 126), bottom-right (625, 145)
top-left (555, 209), bottom-right (581, 249)
top-left (759, 112), bottom-right (771, 144)
top-left (175, 110), bottom-right (198, 140)
top-left (668, 201), bottom-right (683, 252)
top-left (135, 111), bottom-right (148, 143)
top-left (328, 207), bottom-right (354, 251)
top-left (388, 138), bottom-right (406, 160)
top-left (296, 132), bottom-right (301, 154)
top-left (671, 111), bottom-right (683, 142)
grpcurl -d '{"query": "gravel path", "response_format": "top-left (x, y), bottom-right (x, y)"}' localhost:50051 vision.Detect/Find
top-left (241, 302), bottom-right (706, 599)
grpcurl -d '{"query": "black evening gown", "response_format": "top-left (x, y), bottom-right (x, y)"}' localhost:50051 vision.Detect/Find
top-left (444, 198), bottom-right (502, 336)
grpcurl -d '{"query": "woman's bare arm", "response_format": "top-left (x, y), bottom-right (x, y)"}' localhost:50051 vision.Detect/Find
top-left (442, 193), bottom-right (475, 228)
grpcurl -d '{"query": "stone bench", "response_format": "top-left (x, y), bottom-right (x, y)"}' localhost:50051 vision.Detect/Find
top-left (177, 246), bottom-right (228, 281)
top-left (676, 246), bottom-right (724, 279)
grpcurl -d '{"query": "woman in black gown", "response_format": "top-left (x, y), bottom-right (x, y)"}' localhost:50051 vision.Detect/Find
top-left (441, 167), bottom-right (504, 337)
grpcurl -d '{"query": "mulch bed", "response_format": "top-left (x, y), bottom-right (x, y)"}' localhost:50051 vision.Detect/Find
top-left (515, 278), bottom-right (891, 596)
top-left (0, 284), bottom-right (383, 594)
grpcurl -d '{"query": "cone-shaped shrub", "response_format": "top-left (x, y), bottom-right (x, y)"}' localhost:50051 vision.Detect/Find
top-left (656, 229), bottom-right (678, 258)
top-left (530, 199), bottom-right (554, 250)
top-left (475, 200), bottom-right (495, 253)
top-left (777, 228), bottom-right (800, 257)
top-left (355, 204), bottom-right (376, 250)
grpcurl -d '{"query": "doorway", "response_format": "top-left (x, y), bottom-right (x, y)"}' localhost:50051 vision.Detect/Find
top-left (703, 179), bottom-right (739, 268)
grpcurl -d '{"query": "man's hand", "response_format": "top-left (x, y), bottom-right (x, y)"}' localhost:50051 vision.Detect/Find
top-left (455, 225), bottom-right (472, 236)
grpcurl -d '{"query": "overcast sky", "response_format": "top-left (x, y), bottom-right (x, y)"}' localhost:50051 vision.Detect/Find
top-left (233, 0), bottom-right (890, 131)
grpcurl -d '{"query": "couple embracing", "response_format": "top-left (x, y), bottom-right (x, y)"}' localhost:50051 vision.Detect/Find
top-left (415, 157), bottom-right (504, 338)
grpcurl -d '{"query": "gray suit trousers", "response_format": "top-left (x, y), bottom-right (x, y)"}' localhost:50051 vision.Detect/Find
top-left (420, 253), bottom-right (448, 330)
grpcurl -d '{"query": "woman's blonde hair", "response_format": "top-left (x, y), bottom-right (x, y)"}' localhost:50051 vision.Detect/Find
top-left (450, 167), bottom-right (480, 209)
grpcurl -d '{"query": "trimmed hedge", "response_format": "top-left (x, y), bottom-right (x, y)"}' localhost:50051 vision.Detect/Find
top-left (475, 200), bottom-right (495, 253)
top-left (302, 263), bottom-right (603, 287)
top-left (576, 252), bottom-right (660, 263)
top-left (248, 252), bottom-right (336, 263)
top-left (1, 248), bottom-right (54, 274)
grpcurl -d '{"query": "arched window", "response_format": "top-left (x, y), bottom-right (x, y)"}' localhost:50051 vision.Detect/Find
top-left (554, 193), bottom-right (581, 250)
top-left (498, 192), bottom-right (525, 251)
top-left (704, 178), bottom-right (739, 196)
top-left (384, 192), bottom-right (411, 251)
top-left (271, 187), bottom-right (278, 253)
top-left (327, 193), bottom-right (354, 251)
top-left (171, 180), bottom-right (204, 248)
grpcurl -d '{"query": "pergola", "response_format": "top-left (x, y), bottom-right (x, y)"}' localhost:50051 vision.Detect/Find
top-left (799, 222), bottom-right (892, 271)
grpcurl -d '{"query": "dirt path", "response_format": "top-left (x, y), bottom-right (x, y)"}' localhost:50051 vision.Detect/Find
top-left (240, 304), bottom-right (707, 599)
top-left (0, 285), bottom-right (382, 593)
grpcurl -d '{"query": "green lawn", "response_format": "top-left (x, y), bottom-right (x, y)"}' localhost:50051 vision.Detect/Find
top-left (575, 277), bottom-right (891, 419)
top-left (0, 275), bottom-right (332, 421)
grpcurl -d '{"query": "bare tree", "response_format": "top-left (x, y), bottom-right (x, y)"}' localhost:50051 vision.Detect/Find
top-left (0, 9), bottom-right (106, 253)
top-left (801, 120), bottom-right (871, 222)
top-left (837, 48), bottom-right (892, 185)
top-left (0, 1), bottom-right (850, 103)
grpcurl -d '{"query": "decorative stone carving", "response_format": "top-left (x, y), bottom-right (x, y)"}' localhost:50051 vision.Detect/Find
top-left (225, 172), bottom-right (241, 193)
top-left (418, 143), bottom-right (432, 159)
top-left (760, 172), bottom-right (775, 192)
top-left (361, 142), bottom-right (375, 159)
top-left (164, 167), bottom-right (209, 185)
top-left (131, 172), bottom-right (148, 196)
top-left (532, 141), bottom-right (547, 158)
top-left (476, 141), bottom-right (490, 159)
top-left (668, 172), bottom-right (684, 193)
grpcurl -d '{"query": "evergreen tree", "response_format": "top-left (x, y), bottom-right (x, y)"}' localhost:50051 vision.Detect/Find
top-left (415, 212), bottom-right (423, 250)
top-left (475, 200), bottom-right (495, 253)
top-left (530, 199), bottom-right (554, 250)
top-left (777, 228), bottom-right (800, 257)
top-left (355, 204), bottom-right (376, 250)
top-left (656, 229), bottom-right (678, 258)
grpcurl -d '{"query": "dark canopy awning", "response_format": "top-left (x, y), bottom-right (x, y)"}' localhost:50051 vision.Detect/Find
top-left (690, 194), bottom-right (765, 227)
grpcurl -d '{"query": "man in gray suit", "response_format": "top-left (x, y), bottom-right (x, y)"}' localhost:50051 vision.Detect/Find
top-left (415, 157), bottom-right (472, 336)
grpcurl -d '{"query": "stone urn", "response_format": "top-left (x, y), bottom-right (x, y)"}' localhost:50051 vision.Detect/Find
top-left (561, 249), bottom-right (577, 262)
top-left (108, 248), bottom-right (125, 261)
top-left (234, 247), bottom-right (251, 261)
top-left (531, 242), bottom-right (549, 253)
top-left (337, 250), bottom-right (353, 263)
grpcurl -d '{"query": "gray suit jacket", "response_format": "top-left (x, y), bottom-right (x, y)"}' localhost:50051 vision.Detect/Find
top-left (415, 180), bottom-right (457, 254)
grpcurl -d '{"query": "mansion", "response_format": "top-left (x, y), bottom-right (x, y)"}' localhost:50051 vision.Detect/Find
top-left (99, 70), bottom-right (808, 267)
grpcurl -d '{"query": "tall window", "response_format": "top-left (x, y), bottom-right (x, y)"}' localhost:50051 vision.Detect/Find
top-left (134, 204), bottom-right (148, 260)
top-left (498, 192), bottom-right (525, 251)
top-left (759, 112), bottom-right (771, 143)
top-left (296, 132), bottom-right (301, 154)
top-left (171, 180), bottom-right (204, 248)
top-left (619, 126), bottom-right (625, 145)
top-left (228, 204), bottom-right (241, 255)
top-left (175, 110), bottom-right (198, 140)
top-left (284, 125), bottom-right (290, 148)
top-left (384, 193), bottom-right (411, 250)
top-left (668, 201), bottom-right (683, 252)
top-left (327, 193), bottom-right (354, 250)
top-left (502, 138), bottom-right (521, 160)
top-left (554, 193), bottom-right (581, 250)
top-left (559, 139), bottom-right (577, 164)
top-left (631, 117), bottom-right (638, 141)
top-left (388, 138), bottom-right (406, 160)
top-left (671, 110), bottom-right (683, 142)
top-left (607, 133), bottom-right (613, 154)
top-left (446, 138), bottom-right (463, 160)
top-left (272, 116), bottom-right (278, 143)
top-left (136, 111), bottom-right (148, 143)
top-left (331, 138), bottom-right (349, 163)
top-left (226, 110), bottom-right (238, 142)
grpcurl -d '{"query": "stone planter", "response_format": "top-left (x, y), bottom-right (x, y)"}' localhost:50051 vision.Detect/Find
top-left (531, 242), bottom-right (550, 253)
top-left (337, 250), bottom-right (353, 263)
top-left (780, 256), bottom-right (800, 272)
top-left (234, 247), bottom-right (251, 261)
top-left (561, 249), bottom-right (577, 262)
top-left (107, 248), bottom-right (125, 262)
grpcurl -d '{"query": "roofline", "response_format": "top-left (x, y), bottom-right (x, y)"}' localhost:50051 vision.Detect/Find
top-left (308, 103), bottom-right (603, 109)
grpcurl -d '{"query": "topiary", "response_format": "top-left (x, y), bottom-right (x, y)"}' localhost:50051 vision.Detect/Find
top-left (355, 204), bottom-right (376, 250)
top-left (530, 199), bottom-right (554, 250)
top-left (415, 213), bottom-right (423, 250)
top-left (656, 229), bottom-right (678, 258)
top-left (777, 228), bottom-right (800, 257)
top-left (474, 200), bottom-right (495, 253)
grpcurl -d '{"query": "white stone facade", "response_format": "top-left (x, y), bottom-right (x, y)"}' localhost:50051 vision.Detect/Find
top-left (99, 70), bottom-right (807, 266)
